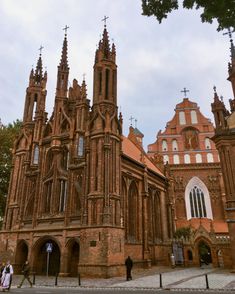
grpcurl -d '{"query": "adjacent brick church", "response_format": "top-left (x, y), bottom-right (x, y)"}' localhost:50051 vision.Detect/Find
top-left (148, 97), bottom-right (230, 268)
top-left (0, 25), bottom-right (172, 277)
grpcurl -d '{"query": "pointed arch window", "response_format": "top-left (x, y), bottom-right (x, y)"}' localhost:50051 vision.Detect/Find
top-left (105, 69), bottom-right (110, 99)
top-left (185, 177), bottom-right (213, 220)
top-left (59, 179), bottom-right (67, 212)
top-left (127, 182), bottom-right (138, 242)
top-left (32, 94), bottom-right (38, 120)
top-left (33, 145), bottom-right (39, 164)
top-left (77, 136), bottom-right (84, 157)
top-left (189, 186), bottom-right (207, 218)
top-left (44, 180), bottom-right (52, 214)
top-left (62, 147), bottom-right (69, 170)
top-left (162, 140), bottom-right (168, 151)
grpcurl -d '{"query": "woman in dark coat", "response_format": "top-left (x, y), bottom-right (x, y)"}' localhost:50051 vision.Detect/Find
top-left (125, 256), bottom-right (133, 281)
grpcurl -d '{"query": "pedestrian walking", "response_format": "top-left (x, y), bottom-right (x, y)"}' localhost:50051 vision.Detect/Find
top-left (17, 261), bottom-right (33, 288)
top-left (0, 262), bottom-right (5, 280)
top-left (125, 256), bottom-right (133, 281)
top-left (1, 261), bottom-right (13, 292)
top-left (170, 253), bottom-right (175, 268)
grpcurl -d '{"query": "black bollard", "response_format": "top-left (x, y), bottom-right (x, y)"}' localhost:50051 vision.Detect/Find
top-left (159, 273), bottom-right (163, 288)
top-left (33, 273), bottom-right (36, 285)
top-left (205, 274), bottom-right (209, 289)
top-left (55, 273), bottom-right (58, 286)
top-left (78, 273), bottom-right (81, 286)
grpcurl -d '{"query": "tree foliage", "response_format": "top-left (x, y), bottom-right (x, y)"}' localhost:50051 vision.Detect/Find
top-left (173, 226), bottom-right (193, 239)
top-left (142, 0), bottom-right (235, 31)
top-left (0, 120), bottom-right (22, 224)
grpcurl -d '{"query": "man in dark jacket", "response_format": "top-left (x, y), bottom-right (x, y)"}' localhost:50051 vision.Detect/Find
top-left (125, 256), bottom-right (133, 281)
top-left (17, 261), bottom-right (33, 288)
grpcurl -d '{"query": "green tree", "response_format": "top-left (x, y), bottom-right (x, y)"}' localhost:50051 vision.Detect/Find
top-left (173, 226), bottom-right (193, 239)
top-left (0, 120), bottom-right (22, 226)
top-left (142, 0), bottom-right (235, 31)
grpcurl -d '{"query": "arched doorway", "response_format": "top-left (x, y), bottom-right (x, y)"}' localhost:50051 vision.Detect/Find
top-left (15, 241), bottom-right (29, 273)
top-left (67, 240), bottom-right (80, 276)
top-left (32, 238), bottom-right (60, 275)
top-left (198, 241), bottom-right (212, 265)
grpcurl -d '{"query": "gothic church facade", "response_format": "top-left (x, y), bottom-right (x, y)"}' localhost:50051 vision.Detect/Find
top-left (148, 98), bottom-right (231, 268)
top-left (0, 25), bottom-right (172, 277)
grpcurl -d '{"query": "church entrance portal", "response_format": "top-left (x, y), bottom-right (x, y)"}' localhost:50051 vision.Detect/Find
top-left (67, 240), bottom-right (80, 276)
top-left (15, 241), bottom-right (29, 273)
top-left (198, 241), bottom-right (212, 265)
top-left (33, 239), bottom-right (60, 275)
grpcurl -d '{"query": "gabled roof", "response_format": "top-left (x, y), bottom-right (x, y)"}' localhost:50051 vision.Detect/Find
top-left (122, 136), bottom-right (165, 177)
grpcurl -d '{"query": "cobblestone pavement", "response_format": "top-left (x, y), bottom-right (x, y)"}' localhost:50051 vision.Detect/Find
top-left (10, 266), bottom-right (235, 290)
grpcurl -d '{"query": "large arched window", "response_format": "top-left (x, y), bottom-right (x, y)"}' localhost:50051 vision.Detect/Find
top-left (185, 177), bottom-right (213, 220)
top-left (172, 139), bottom-right (178, 151)
top-left (179, 111), bottom-right (186, 125)
top-left (190, 110), bottom-right (198, 124)
top-left (127, 181), bottom-right (138, 242)
top-left (162, 140), bottom-right (168, 151)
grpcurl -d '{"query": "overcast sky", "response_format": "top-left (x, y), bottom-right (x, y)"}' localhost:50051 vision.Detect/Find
top-left (0, 0), bottom-right (233, 149)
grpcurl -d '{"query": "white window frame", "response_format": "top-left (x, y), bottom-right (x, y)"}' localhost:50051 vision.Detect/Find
top-left (185, 177), bottom-right (213, 220)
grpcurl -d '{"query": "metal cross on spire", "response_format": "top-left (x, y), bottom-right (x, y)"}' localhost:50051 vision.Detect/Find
top-left (181, 87), bottom-right (189, 97)
top-left (82, 73), bottom-right (86, 81)
top-left (63, 25), bottom-right (70, 35)
top-left (223, 27), bottom-right (234, 40)
top-left (38, 45), bottom-right (44, 56)
top-left (129, 116), bottom-right (134, 126)
top-left (102, 15), bottom-right (109, 26)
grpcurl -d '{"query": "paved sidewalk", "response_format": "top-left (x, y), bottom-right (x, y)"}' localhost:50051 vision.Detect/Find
top-left (10, 266), bottom-right (235, 290)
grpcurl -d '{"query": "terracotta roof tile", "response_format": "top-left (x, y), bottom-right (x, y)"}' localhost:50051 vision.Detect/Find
top-left (122, 136), bottom-right (165, 177)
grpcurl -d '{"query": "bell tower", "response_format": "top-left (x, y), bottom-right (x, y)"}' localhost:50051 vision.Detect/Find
top-left (23, 47), bottom-right (47, 125)
top-left (93, 18), bottom-right (117, 107)
top-left (211, 29), bottom-right (235, 271)
top-left (78, 20), bottom-right (125, 277)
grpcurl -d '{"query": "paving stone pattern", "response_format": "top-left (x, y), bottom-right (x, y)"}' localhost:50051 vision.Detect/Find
top-left (9, 267), bottom-right (235, 290)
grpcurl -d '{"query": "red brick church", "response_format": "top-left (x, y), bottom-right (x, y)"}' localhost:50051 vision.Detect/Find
top-left (148, 97), bottom-right (230, 267)
top-left (0, 25), bottom-right (172, 277)
top-left (1, 24), bottom-right (235, 276)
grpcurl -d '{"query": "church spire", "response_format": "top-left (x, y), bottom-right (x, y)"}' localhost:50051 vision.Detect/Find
top-left (35, 46), bottom-right (43, 82)
top-left (29, 46), bottom-right (46, 86)
top-left (56, 26), bottom-right (70, 97)
top-left (59, 26), bottom-right (69, 69)
top-left (93, 18), bottom-right (117, 105)
top-left (81, 75), bottom-right (87, 100)
top-left (224, 28), bottom-right (235, 100)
